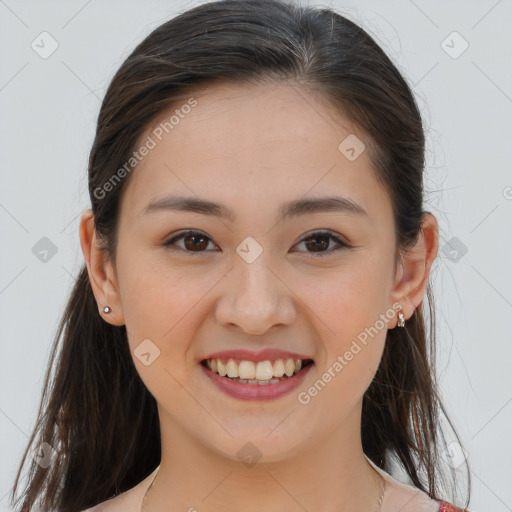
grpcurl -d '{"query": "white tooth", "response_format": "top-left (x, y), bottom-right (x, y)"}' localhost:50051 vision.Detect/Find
top-left (284, 358), bottom-right (295, 377)
top-left (217, 359), bottom-right (227, 376)
top-left (247, 379), bottom-right (258, 384)
top-left (226, 358), bottom-right (238, 378)
top-left (238, 360), bottom-right (256, 379)
top-left (255, 360), bottom-right (274, 380)
top-left (272, 359), bottom-right (285, 378)
top-left (211, 357), bottom-right (304, 380)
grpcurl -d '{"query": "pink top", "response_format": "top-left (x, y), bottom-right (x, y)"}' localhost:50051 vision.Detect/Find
top-left (437, 502), bottom-right (467, 512)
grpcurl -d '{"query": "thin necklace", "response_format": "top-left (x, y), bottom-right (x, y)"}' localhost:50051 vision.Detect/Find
top-left (140, 466), bottom-right (159, 512)
top-left (375, 473), bottom-right (388, 511)
top-left (140, 467), bottom-right (387, 512)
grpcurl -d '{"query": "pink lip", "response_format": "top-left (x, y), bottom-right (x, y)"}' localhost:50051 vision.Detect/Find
top-left (202, 348), bottom-right (313, 363)
top-left (199, 361), bottom-right (314, 401)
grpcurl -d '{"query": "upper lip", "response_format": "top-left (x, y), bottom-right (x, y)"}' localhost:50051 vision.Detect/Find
top-left (202, 348), bottom-right (314, 363)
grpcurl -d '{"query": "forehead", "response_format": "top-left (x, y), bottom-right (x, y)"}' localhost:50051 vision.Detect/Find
top-left (119, 81), bottom-right (393, 228)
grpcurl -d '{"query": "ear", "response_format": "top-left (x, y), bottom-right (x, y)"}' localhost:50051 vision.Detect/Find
top-left (388, 212), bottom-right (439, 327)
top-left (79, 209), bottom-right (125, 326)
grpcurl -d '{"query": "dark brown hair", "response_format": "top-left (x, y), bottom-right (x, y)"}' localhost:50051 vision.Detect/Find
top-left (11, 0), bottom-right (470, 510)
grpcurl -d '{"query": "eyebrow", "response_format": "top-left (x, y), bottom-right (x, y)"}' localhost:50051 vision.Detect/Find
top-left (142, 194), bottom-right (368, 221)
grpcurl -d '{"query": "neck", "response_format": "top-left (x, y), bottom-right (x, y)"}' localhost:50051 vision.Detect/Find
top-left (143, 401), bottom-right (385, 512)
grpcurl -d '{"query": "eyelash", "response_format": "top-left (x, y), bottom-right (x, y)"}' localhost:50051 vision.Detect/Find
top-left (163, 229), bottom-right (351, 257)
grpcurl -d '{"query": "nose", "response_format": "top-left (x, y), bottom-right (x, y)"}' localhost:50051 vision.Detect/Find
top-left (214, 256), bottom-right (296, 335)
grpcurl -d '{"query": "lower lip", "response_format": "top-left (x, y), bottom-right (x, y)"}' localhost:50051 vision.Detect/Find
top-left (199, 362), bottom-right (314, 400)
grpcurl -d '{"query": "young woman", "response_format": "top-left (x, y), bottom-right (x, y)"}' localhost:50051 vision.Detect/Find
top-left (11, 1), bottom-right (472, 511)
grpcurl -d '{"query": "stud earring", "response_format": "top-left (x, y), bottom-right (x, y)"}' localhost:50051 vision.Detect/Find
top-left (103, 306), bottom-right (112, 314)
top-left (397, 310), bottom-right (405, 327)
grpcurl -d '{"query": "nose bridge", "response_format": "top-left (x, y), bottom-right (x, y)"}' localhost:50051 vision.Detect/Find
top-left (216, 244), bottom-right (295, 333)
top-left (235, 248), bottom-right (279, 306)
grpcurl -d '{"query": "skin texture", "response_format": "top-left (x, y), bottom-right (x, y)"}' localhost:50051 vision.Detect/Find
top-left (80, 81), bottom-right (439, 512)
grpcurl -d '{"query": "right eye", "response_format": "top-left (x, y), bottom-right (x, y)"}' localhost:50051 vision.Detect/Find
top-left (163, 229), bottom-right (219, 255)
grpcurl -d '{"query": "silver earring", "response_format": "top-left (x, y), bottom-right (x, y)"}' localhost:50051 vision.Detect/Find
top-left (397, 311), bottom-right (405, 327)
top-left (103, 306), bottom-right (112, 314)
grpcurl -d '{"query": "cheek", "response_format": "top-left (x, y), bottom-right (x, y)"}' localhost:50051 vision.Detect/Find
top-left (303, 255), bottom-right (391, 336)
top-left (306, 281), bottom-right (388, 417)
top-left (117, 267), bottom-right (199, 400)
top-left (117, 254), bottom-right (214, 362)
top-left (296, 255), bottom-right (391, 391)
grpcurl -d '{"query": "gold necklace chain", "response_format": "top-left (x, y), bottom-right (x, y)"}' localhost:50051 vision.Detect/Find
top-left (140, 467), bottom-right (387, 512)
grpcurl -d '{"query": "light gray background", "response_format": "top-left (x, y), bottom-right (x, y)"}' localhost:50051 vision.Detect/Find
top-left (1, 1), bottom-right (511, 511)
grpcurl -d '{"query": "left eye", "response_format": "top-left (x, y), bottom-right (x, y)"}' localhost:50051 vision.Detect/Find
top-left (293, 230), bottom-right (350, 256)
top-left (163, 229), bottom-right (350, 256)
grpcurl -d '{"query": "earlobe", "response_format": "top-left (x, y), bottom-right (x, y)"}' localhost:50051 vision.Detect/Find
top-left (389, 213), bottom-right (439, 327)
top-left (79, 209), bottom-right (125, 326)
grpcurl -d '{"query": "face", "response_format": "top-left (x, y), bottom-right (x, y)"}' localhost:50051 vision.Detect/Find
top-left (105, 81), bottom-right (403, 462)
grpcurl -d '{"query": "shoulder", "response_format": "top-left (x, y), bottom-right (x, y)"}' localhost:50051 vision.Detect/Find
top-left (80, 467), bottom-right (159, 512)
top-left (80, 493), bottom-right (131, 512)
top-left (365, 456), bottom-right (467, 512)
top-left (80, 491), bottom-right (136, 512)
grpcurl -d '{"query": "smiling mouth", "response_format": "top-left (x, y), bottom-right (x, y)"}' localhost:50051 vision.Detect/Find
top-left (200, 358), bottom-right (314, 385)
